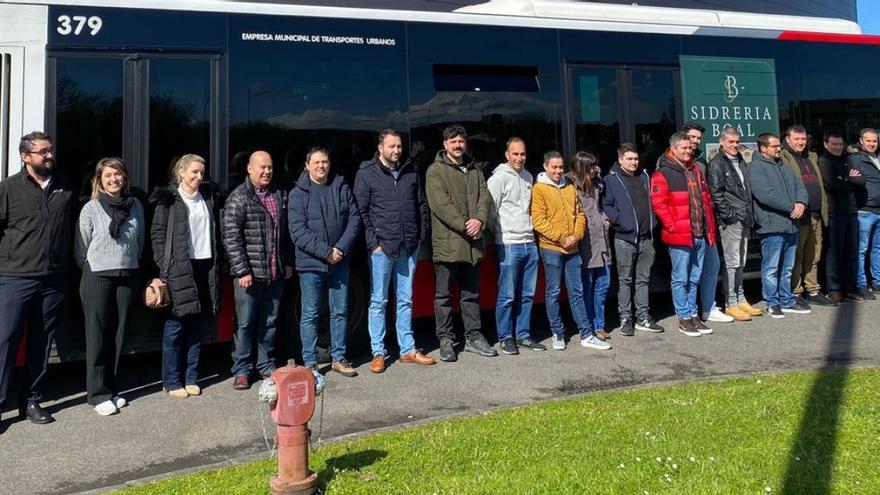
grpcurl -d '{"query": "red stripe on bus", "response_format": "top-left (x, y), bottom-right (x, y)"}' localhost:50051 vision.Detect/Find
top-left (777, 31), bottom-right (880, 45)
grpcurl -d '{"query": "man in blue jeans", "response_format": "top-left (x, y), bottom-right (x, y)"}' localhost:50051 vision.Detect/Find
top-left (487, 137), bottom-right (546, 355)
top-left (848, 128), bottom-right (880, 300)
top-left (354, 129), bottom-right (435, 373)
top-left (651, 132), bottom-right (718, 336)
top-left (223, 151), bottom-right (294, 390)
top-left (748, 133), bottom-right (811, 318)
top-left (682, 123), bottom-right (734, 325)
top-left (289, 147), bottom-right (362, 376)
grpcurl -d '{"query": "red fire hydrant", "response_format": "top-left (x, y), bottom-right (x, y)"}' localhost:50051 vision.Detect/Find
top-left (267, 365), bottom-right (319, 495)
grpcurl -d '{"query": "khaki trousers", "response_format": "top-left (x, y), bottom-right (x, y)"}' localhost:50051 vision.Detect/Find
top-left (792, 214), bottom-right (823, 295)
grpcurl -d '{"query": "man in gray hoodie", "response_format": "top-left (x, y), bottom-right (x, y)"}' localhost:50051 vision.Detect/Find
top-left (487, 138), bottom-right (546, 355)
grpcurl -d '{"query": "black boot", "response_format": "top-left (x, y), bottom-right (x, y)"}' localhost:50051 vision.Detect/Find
top-left (23, 403), bottom-right (54, 424)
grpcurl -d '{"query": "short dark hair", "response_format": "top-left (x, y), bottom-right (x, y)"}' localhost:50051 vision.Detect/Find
top-left (617, 143), bottom-right (638, 158)
top-left (757, 132), bottom-right (779, 150)
top-left (505, 136), bottom-right (525, 151)
top-left (19, 131), bottom-right (52, 155)
top-left (860, 127), bottom-right (878, 139)
top-left (823, 130), bottom-right (844, 143)
top-left (543, 151), bottom-right (563, 164)
top-left (442, 125), bottom-right (467, 142)
top-left (681, 122), bottom-right (706, 134)
top-left (305, 146), bottom-right (329, 163)
top-left (786, 124), bottom-right (807, 137)
top-left (377, 129), bottom-right (401, 144)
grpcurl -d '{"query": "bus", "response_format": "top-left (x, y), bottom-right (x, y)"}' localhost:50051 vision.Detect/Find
top-left (1, 0), bottom-right (877, 362)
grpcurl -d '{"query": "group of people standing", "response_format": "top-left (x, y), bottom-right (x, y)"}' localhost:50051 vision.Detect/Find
top-left (1, 121), bottom-right (878, 425)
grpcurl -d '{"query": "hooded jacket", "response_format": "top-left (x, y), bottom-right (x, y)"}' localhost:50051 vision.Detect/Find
top-left (602, 163), bottom-right (655, 244)
top-left (707, 150), bottom-right (754, 227)
top-left (424, 151), bottom-right (492, 264)
top-left (150, 182), bottom-right (223, 318)
top-left (0, 170), bottom-right (75, 277)
top-left (288, 172), bottom-right (361, 273)
top-left (531, 173), bottom-right (585, 254)
top-left (486, 162), bottom-right (535, 245)
top-left (748, 153), bottom-right (808, 236)
top-left (651, 150), bottom-right (717, 247)
top-left (353, 157), bottom-right (428, 258)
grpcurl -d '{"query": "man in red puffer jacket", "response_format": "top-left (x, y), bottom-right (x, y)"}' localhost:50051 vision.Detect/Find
top-left (651, 131), bottom-right (717, 338)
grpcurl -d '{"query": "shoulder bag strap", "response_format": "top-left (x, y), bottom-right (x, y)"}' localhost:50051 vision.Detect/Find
top-left (161, 205), bottom-right (175, 280)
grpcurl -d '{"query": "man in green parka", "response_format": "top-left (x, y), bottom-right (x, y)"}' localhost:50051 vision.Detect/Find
top-left (425, 125), bottom-right (496, 362)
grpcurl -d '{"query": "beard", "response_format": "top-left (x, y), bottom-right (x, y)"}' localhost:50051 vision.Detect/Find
top-left (30, 161), bottom-right (53, 177)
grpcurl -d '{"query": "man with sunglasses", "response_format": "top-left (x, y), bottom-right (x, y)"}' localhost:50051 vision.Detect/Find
top-left (0, 132), bottom-right (75, 426)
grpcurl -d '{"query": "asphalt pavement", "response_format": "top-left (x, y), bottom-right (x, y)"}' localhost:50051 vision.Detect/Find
top-left (1, 286), bottom-right (878, 494)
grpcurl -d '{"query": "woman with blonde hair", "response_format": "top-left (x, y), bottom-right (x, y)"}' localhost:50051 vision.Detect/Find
top-left (75, 157), bottom-right (144, 415)
top-left (150, 154), bottom-right (223, 398)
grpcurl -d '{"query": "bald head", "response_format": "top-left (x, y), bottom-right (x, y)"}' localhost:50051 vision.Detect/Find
top-left (247, 150), bottom-right (273, 188)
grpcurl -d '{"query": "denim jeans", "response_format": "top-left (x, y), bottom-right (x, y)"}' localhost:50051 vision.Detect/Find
top-left (299, 263), bottom-right (349, 367)
top-left (162, 313), bottom-right (203, 389)
top-left (698, 243), bottom-right (720, 319)
top-left (760, 233), bottom-right (798, 308)
top-left (720, 221), bottom-right (749, 307)
top-left (582, 265), bottom-right (611, 332)
top-left (613, 238), bottom-right (654, 323)
top-left (826, 214), bottom-right (859, 293)
top-left (495, 243), bottom-right (538, 342)
top-left (856, 210), bottom-right (880, 288)
top-left (540, 248), bottom-right (592, 338)
top-left (668, 237), bottom-right (706, 319)
top-left (231, 278), bottom-right (283, 377)
top-left (368, 248), bottom-right (418, 357)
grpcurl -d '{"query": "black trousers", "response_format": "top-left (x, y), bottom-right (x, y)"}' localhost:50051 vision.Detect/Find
top-left (826, 214), bottom-right (859, 294)
top-left (433, 261), bottom-right (483, 342)
top-left (80, 267), bottom-right (137, 405)
top-left (0, 273), bottom-right (67, 410)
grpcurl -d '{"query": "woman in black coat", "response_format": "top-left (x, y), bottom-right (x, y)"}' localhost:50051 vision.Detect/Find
top-left (150, 154), bottom-right (223, 398)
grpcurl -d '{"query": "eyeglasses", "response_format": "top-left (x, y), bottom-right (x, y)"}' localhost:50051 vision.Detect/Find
top-left (27, 148), bottom-right (54, 157)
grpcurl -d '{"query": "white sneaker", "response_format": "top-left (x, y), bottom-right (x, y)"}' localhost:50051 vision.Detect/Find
top-left (706, 307), bottom-right (734, 323)
top-left (580, 335), bottom-right (611, 350)
top-left (552, 333), bottom-right (566, 350)
top-left (112, 395), bottom-right (127, 408)
top-left (94, 400), bottom-right (118, 416)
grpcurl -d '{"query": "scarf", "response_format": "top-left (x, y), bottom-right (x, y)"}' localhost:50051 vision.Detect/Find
top-left (98, 191), bottom-right (134, 239)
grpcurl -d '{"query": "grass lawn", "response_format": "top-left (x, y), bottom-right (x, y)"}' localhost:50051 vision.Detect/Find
top-left (116, 368), bottom-right (879, 494)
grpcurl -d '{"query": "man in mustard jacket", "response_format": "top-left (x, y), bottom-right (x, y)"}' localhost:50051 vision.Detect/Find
top-left (425, 125), bottom-right (496, 362)
top-left (532, 151), bottom-right (610, 351)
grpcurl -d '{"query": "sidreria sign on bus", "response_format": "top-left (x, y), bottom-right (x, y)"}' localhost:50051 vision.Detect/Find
top-left (679, 55), bottom-right (779, 162)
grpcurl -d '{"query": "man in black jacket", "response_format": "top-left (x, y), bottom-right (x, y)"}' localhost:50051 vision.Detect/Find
top-left (0, 132), bottom-right (75, 425)
top-left (222, 150), bottom-right (293, 390)
top-left (707, 127), bottom-right (762, 321)
top-left (820, 131), bottom-right (865, 303)
top-left (848, 128), bottom-right (880, 299)
top-left (354, 130), bottom-right (434, 373)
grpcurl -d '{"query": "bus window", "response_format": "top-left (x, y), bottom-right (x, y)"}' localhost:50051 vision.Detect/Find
top-left (631, 68), bottom-right (679, 173)
top-left (569, 66), bottom-right (619, 170)
top-left (54, 56), bottom-right (123, 200)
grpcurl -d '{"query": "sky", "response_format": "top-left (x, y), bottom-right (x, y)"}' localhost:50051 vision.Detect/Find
top-left (857, 0), bottom-right (880, 34)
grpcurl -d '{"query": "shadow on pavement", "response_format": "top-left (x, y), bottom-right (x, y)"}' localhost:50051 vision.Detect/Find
top-left (780, 300), bottom-right (857, 494)
top-left (317, 449), bottom-right (387, 488)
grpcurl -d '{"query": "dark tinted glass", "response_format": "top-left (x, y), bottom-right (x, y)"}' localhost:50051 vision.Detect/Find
top-left (55, 56), bottom-right (124, 199)
top-left (631, 68), bottom-right (678, 172)
top-left (228, 16), bottom-right (408, 189)
top-left (569, 66), bottom-right (619, 169)
top-left (148, 58), bottom-right (212, 190)
top-left (407, 23), bottom-right (561, 176)
top-left (433, 65), bottom-right (540, 92)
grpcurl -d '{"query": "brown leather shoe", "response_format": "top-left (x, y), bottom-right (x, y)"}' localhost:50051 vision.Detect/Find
top-left (369, 355), bottom-right (385, 373)
top-left (596, 330), bottom-right (611, 341)
top-left (399, 350), bottom-right (436, 365)
top-left (738, 301), bottom-right (763, 316)
top-left (827, 291), bottom-right (845, 304)
top-left (331, 360), bottom-right (358, 377)
top-left (724, 306), bottom-right (752, 321)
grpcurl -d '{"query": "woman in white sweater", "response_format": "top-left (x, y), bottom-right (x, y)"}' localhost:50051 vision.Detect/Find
top-left (75, 157), bottom-right (144, 416)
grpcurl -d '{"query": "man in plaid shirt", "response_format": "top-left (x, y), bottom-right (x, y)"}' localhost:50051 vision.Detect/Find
top-left (222, 151), bottom-right (294, 390)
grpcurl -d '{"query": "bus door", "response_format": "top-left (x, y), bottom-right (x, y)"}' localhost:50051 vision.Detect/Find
top-left (565, 64), bottom-right (681, 173)
top-left (46, 51), bottom-right (226, 360)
